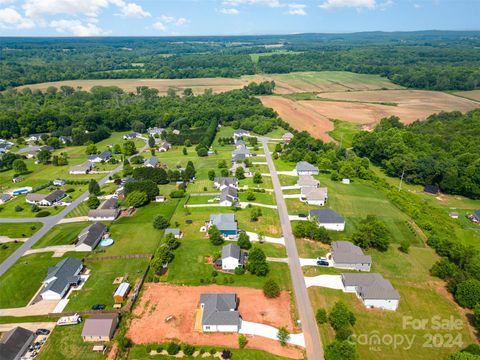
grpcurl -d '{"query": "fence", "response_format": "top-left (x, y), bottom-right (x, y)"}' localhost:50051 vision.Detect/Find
top-left (83, 253), bottom-right (153, 261)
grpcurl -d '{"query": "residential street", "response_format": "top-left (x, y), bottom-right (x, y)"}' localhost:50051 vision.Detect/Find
top-left (0, 142), bottom-right (148, 277)
top-left (260, 137), bottom-right (324, 360)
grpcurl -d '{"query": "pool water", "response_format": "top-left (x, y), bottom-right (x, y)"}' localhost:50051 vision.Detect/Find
top-left (99, 238), bottom-right (114, 247)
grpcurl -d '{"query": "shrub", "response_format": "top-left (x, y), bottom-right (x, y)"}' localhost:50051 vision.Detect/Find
top-left (234, 267), bottom-right (245, 275)
top-left (169, 190), bottom-right (185, 198)
top-left (277, 326), bottom-right (290, 346)
top-left (14, 205), bottom-right (23, 212)
top-left (87, 194), bottom-right (100, 209)
top-left (431, 258), bottom-right (457, 279)
top-left (31, 204), bottom-right (40, 213)
top-left (325, 340), bottom-right (357, 360)
top-left (166, 342), bottom-right (180, 355)
top-left (183, 344), bottom-right (195, 356)
top-left (156, 345), bottom-right (163, 352)
top-left (335, 326), bottom-right (353, 341)
top-left (145, 345), bottom-right (152, 353)
top-left (263, 279), bottom-right (281, 298)
top-left (88, 179), bottom-right (100, 195)
top-left (153, 215), bottom-right (169, 229)
top-left (455, 279), bottom-right (480, 308)
top-left (237, 232), bottom-right (252, 249)
top-left (316, 308), bottom-right (327, 324)
top-left (399, 240), bottom-right (410, 253)
top-left (65, 188), bottom-right (75, 193)
top-left (238, 335), bottom-right (247, 349)
top-left (35, 211), bottom-right (51, 217)
top-left (125, 190), bottom-right (149, 207)
top-left (246, 192), bottom-right (256, 201)
top-left (329, 301), bottom-right (356, 330)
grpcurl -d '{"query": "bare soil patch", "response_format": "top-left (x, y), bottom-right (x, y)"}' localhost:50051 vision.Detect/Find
top-left (17, 78), bottom-right (250, 95)
top-left (454, 90), bottom-right (480, 102)
top-left (127, 283), bottom-right (303, 359)
top-left (259, 96), bottom-right (334, 142)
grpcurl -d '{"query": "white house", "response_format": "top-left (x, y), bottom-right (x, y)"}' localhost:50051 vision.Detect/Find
top-left (41, 258), bottom-right (83, 300)
top-left (300, 187), bottom-right (328, 206)
top-left (144, 156), bottom-right (159, 168)
top-left (341, 273), bottom-right (400, 311)
top-left (123, 132), bottom-right (139, 140)
top-left (309, 209), bottom-right (345, 231)
top-left (26, 190), bottom-right (66, 207)
top-left (200, 293), bottom-right (241, 332)
top-left (217, 244), bottom-right (246, 271)
top-left (295, 161), bottom-right (319, 176)
top-left (69, 161), bottom-right (94, 175)
top-left (75, 222), bottom-right (107, 252)
top-left (233, 129), bottom-right (249, 140)
top-left (282, 132), bottom-right (294, 144)
top-left (88, 198), bottom-right (119, 221)
top-left (330, 241), bottom-right (371, 271)
top-left (165, 228), bottom-right (183, 239)
top-left (219, 187), bottom-right (238, 206)
top-left (88, 151), bottom-right (112, 163)
top-left (213, 177), bottom-right (238, 190)
top-left (158, 141), bottom-right (171, 152)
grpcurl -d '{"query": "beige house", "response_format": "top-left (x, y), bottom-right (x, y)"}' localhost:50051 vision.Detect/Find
top-left (81, 314), bottom-right (119, 342)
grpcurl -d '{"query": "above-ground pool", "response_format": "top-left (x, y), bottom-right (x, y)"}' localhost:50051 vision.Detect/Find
top-left (12, 187), bottom-right (31, 196)
top-left (99, 238), bottom-right (114, 247)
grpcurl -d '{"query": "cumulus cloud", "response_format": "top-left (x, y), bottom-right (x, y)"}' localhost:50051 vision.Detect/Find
top-left (288, 3), bottom-right (307, 15)
top-left (223, 0), bottom-right (282, 8)
top-left (160, 14), bottom-right (188, 26)
top-left (220, 7), bottom-right (240, 14)
top-left (152, 21), bottom-right (166, 31)
top-left (0, 7), bottom-right (34, 28)
top-left (319, 0), bottom-right (377, 9)
top-left (23, 0), bottom-right (110, 18)
top-left (111, 0), bottom-right (150, 17)
top-left (50, 18), bottom-right (109, 35)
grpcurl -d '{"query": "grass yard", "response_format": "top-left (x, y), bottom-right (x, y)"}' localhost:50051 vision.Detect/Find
top-left (327, 119), bottom-right (361, 148)
top-left (0, 222), bottom-right (42, 238)
top-left (279, 175), bottom-right (298, 186)
top-left (32, 222), bottom-right (90, 249)
top-left (65, 257), bottom-right (149, 312)
top-left (0, 194), bottom-right (65, 218)
top-left (66, 201), bottom-right (90, 218)
top-left (0, 252), bottom-right (84, 308)
top-left (37, 322), bottom-right (104, 360)
top-left (309, 246), bottom-right (476, 360)
top-left (0, 242), bottom-right (22, 264)
top-left (238, 190), bottom-right (276, 205)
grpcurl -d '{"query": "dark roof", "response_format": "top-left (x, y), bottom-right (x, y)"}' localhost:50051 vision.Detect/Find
top-left (100, 197), bottom-right (118, 210)
top-left (210, 214), bottom-right (237, 232)
top-left (44, 189), bottom-right (66, 203)
top-left (200, 293), bottom-right (240, 326)
top-left (332, 241), bottom-right (371, 265)
top-left (222, 244), bottom-right (241, 260)
top-left (341, 273), bottom-right (400, 300)
top-left (296, 161), bottom-right (319, 172)
top-left (77, 222), bottom-right (107, 248)
top-left (234, 129), bottom-right (249, 135)
top-left (0, 326), bottom-right (34, 360)
top-left (88, 151), bottom-right (112, 161)
top-left (309, 209), bottom-right (344, 224)
top-left (423, 184), bottom-right (440, 194)
top-left (43, 257), bottom-right (83, 295)
top-left (144, 156), bottom-right (159, 166)
top-left (232, 153), bottom-right (246, 162)
top-left (220, 187), bottom-right (238, 203)
top-left (473, 210), bottom-right (480, 220)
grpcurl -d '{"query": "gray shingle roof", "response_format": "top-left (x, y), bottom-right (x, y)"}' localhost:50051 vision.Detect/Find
top-left (44, 190), bottom-right (66, 203)
top-left (200, 293), bottom-right (239, 326)
top-left (0, 326), bottom-right (34, 360)
top-left (210, 214), bottom-right (237, 232)
top-left (144, 156), bottom-right (159, 167)
top-left (222, 244), bottom-right (241, 260)
top-left (214, 177), bottom-right (237, 187)
top-left (342, 273), bottom-right (400, 300)
top-left (220, 187), bottom-right (238, 203)
top-left (43, 257), bottom-right (83, 296)
top-left (77, 222), bottom-right (107, 248)
top-left (165, 228), bottom-right (181, 236)
top-left (232, 153), bottom-right (246, 162)
top-left (296, 161), bottom-right (319, 172)
top-left (234, 129), bottom-right (249, 136)
top-left (297, 175), bottom-right (319, 187)
top-left (301, 187), bottom-right (327, 201)
top-left (88, 151), bottom-right (112, 161)
top-left (309, 209), bottom-right (344, 224)
top-left (70, 161), bottom-right (93, 173)
top-left (0, 193), bottom-right (12, 202)
top-left (474, 210), bottom-right (480, 221)
top-left (233, 147), bottom-right (250, 156)
top-left (332, 241), bottom-right (371, 265)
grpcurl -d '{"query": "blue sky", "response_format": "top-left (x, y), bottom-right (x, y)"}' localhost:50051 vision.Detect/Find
top-left (0, 0), bottom-right (478, 37)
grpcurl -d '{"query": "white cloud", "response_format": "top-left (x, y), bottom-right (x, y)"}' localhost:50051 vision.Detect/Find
top-left (319, 0), bottom-right (377, 10)
top-left (23, 0), bottom-right (110, 18)
top-left (49, 19), bottom-right (108, 36)
top-left (152, 21), bottom-right (166, 31)
top-left (220, 7), bottom-right (240, 14)
top-left (159, 15), bottom-right (189, 26)
top-left (288, 3), bottom-right (307, 15)
top-left (223, 0), bottom-right (282, 8)
top-left (111, 0), bottom-right (150, 18)
top-left (0, 0), bottom-right (16, 5)
top-left (0, 7), bottom-right (34, 28)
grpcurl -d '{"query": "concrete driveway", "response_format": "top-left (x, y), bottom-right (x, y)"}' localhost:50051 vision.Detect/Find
top-left (245, 231), bottom-right (285, 245)
top-left (24, 245), bottom-right (76, 257)
top-left (288, 215), bottom-right (308, 221)
top-left (0, 300), bottom-right (60, 316)
top-left (240, 320), bottom-right (306, 347)
top-left (304, 275), bottom-right (344, 289)
top-left (0, 322), bottom-right (56, 333)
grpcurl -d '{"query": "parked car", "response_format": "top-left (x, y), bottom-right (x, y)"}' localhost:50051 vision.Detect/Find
top-left (298, 213), bottom-right (307, 218)
top-left (35, 328), bottom-right (50, 335)
top-left (316, 260), bottom-right (329, 266)
top-left (317, 256), bottom-right (327, 261)
top-left (91, 304), bottom-right (106, 310)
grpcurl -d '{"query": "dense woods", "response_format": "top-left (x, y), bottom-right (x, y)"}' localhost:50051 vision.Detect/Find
top-left (2, 31), bottom-right (480, 90)
top-left (353, 111), bottom-right (480, 199)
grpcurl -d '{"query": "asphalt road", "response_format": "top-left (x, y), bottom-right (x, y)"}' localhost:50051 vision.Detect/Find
top-left (260, 137), bottom-right (324, 360)
top-left (0, 142), bottom-right (147, 277)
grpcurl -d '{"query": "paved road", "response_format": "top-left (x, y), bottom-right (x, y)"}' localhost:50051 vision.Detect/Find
top-left (0, 142), bottom-right (148, 277)
top-left (260, 137), bottom-right (324, 360)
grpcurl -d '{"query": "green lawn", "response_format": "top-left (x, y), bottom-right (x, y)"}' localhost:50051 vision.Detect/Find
top-left (309, 246), bottom-right (475, 360)
top-left (66, 201), bottom-right (90, 218)
top-left (37, 323), bottom-right (104, 360)
top-left (65, 257), bottom-right (149, 312)
top-left (0, 222), bottom-right (42, 238)
top-left (0, 242), bottom-right (22, 264)
top-left (0, 194), bottom-right (65, 217)
top-left (327, 119), bottom-right (361, 148)
top-left (0, 252), bottom-right (84, 308)
top-left (32, 222), bottom-right (90, 249)
top-left (238, 190), bottom-right (276, 205)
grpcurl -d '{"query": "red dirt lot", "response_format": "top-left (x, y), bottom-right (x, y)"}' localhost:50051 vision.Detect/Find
top-left (127, 283), bottom-right (303, 359)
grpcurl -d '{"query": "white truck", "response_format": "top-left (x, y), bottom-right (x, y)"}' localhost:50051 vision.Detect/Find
top-left (56, 313), bottom-right (82, 326)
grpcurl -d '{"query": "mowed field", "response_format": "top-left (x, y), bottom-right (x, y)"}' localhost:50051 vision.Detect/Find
top-left (16, 78), bottom-right (251, 95)
top-left (260, 89), bottom-right (480, 141)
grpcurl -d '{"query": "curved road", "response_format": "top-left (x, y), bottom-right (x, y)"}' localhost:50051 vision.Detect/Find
top-left (260, 137), bottom-right (324, 360)
top-left (0, 142), bottom-right (148, 277)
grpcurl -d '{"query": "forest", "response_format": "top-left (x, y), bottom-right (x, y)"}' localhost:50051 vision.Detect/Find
top-left (1, 31), bottom-right (480, 90)
top-left (352, 111), bottom-right (480, 199)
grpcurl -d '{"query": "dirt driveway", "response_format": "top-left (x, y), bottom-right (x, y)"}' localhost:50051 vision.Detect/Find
top-left (127, 283), bottom-right (304, 359)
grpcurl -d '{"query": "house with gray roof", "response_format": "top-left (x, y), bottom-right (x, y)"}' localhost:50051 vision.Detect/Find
top-left (26, 189), bottom-right (66, 207)
top-left (88, 198), bottom-right (119, 222)
top-left (158, 141), bottom-right (171, 152)
top-left (148, 127), bottom-right (164, 136)
top-left (27, 133), bottom-right (48, 142)
top-left (0, 326), bottom-right (34, 360)
top-left (165, 228), bottom-right (183, 239)
top-left (282, 132), bottom-right (294, 144)
top-left (69, 161), bottom-right (94, 174)
top-left (234, 139), bottom-right (246, 148)
top-left (297, 175), bottom-right (319, 189)
top-left (41, 257), bottom-right (83, 300)
top-left (341, 273), bottom-right (400, 311)
top-left (219, 187), bottom-right (238, 206)
top-left (144, 156), bottom-right (159, 168)
top-left (213, 177), bottom-right (238, 190)
top-left (295, 161), bottom-right (319, 175)
top-left (123, 132), bottom-right (139, 140)
top-left (0, 193), bottom-right (12, 204)
top-left (200, 293), bottom-right (241, 332)
top-left (217, 244), bottom-right (246, 271)
top-left (300, 187), bottom-right (328, 206)
top-left (473, 210), bottom-right (480, 222)
top-left (230, 162), bottom-right (252, 177)
top-left (309, 209), bottom-right (345, 231)
top-left (231, 153), bottom-right (246, 163)
top-left (232, 146), bottom-right (251, 158)
top-left (209, 214), bottom-right (238, 238)
top-left (88, 151), bottom-right (112, 163)
top-left (17, 145), bottom-right (53, 159)
top-left (76, 223), bottom-right (107, 252)
top-left (331, 241), bottom-right (371, 271)
top-left (233, 129), bottom-right (250, 139)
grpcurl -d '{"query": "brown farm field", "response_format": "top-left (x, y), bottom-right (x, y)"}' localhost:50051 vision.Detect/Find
top-left (454, 90), bottom-right (480, 102)
top-left (260, 90), bottom-right (480, 140)
top-left (127, 283), bottom-right (303, 359)
top-left (16, 77), bottom-right (250, 95)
